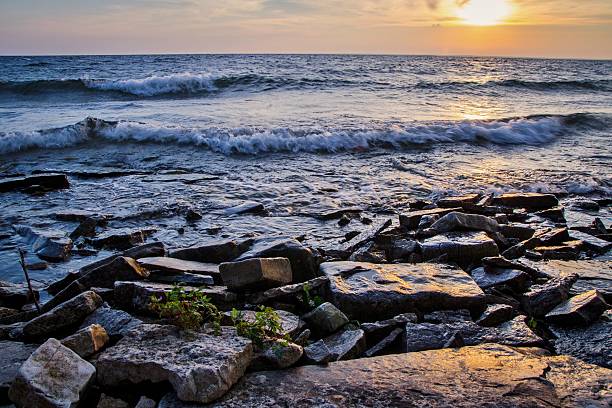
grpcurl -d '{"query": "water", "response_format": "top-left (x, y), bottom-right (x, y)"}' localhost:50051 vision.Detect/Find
top-left (0, 54), bottom-right (611, 284)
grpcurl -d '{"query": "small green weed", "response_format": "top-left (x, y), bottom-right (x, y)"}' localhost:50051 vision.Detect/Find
top-left (150, 285), bottom-right (221, 333)
top-left (230, 306), bottom-right (289, 348)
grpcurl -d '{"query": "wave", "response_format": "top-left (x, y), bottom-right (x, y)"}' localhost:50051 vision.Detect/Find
top-left (1, 113), bottom-right (604, 156)
top-left (417, 79), bottom-right (612, 92)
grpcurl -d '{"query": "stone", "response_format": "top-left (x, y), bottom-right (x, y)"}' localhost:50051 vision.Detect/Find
top-left (89, 227), bottom-right (157, 250)
top-left (80, 304), bottom-right (143, 341)
top-left (317, 208), bottom-right (362, 220)
top-left (0, 281), bottom-right (38, 309)
top-left (423, 309), bottom-right (472, 324)
top-left (399, 207), bottom-right (461, 230)
top-left (303, 340), bottom-right (334, 364)
top-left (171, 239), bottom-right (247, 263)
top-left (96, 324), bottom-right (253, 404)
top-left (114, 281), bottom-right (237, 314)
top-left (97, 394), bottom-right (130, 408)
top-left (500, 223), bottom-right (535, 240)
top-left (13, 225), bottom-right (72, 262)
top-left (22, 291), bottom-right (103, 340)
top-left (519, 274), bottom-right (578, 317)
top-left (340, 218), bottom-right (392, 253)
top-left (482, 256), bottom-right (545, 279)
top-left (135, 396), bottom-right (157, 408)
top-left (568, 230), bottom-right (612, 252)
top-left (222, 309), bottom-right (302, 338)
top-left (216, 343), bottom-right (611, 407)
top-left (545, 290), bottom-right (609, 326)
top-left (388, 239), bottom-right (418, 261)
top-left (302, 302), bottom-right (349, 336)
top-left (470, 267), bottom-right (530, 291)
top-left (361, 313), bottom-right (417, 345)
top-left (476, 304), bottom-right (517, 327)
top-left (321, 261), bottom-right (485, 320)
top-left (224, 201), bottom-right (266, 215)
top-left (0, 341), bottom-right (37, 404)
top-left (492, 192), bottom-right (559, 209)
top-left (246, 276), bottom-right (328, 305)
top-left (250, 340), bottom-right (303, 370)
top-left (420, 231), bottom-right (499, 264)
top-left (0, 173), bottom-right (69, 193)
top-left (535, 241), bottom-right (582, 260)
top-left (437, 194), bottom-right (481, 208)
top-left (422, 212), bottom-right (500, 236)
top-left (8, 338), bottom-right (96, 408)
top-left (138, 256), bottom-right (221, 283)
top-left (321, 329), bottom-right (366, 361)
top-left (0, 307), bottom-right (19, 320)
top-left (234, 236), bottom-right (320, 283)
top-left (69, 218), bottom-right (98, 240)
top-left (220, 257), bottom-right (292, 291)
top-left (149, 271), bottom-right (215, 286)
top-left (550, 311), bottom-right (611, 368)
top-left (61, 324), bottom-right (109, 358)
top-left (347, 242), bottom-right (386, 263)
top-left (364, 327), bottom-right (404, 357)
top-left (405, 316), bottom-right (543, 352)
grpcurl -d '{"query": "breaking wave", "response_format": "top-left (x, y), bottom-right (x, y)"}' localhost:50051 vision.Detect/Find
top-left (417, 79), bottom-right (612, 92)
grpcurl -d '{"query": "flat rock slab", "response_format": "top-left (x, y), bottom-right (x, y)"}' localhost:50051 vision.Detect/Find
top-left (171, 239), bottom-right (247, 263)
top-left (138, 257), bottom-right (221, 283)
top-left (492, 193), bottom-right (559, 209)
top-left (220, 257), bottom-right (292, 291)
top-left (320, 261), bottom-right (485, 320)
top-left (0, 341), bottom-right (37, 404)
top-left (80, 304), bottom-right (143, 341)
top-left (97, 324), bottom-right (253, 404)
top-left (215, 343), bottom-right (611, 407)
top-left (0, 173), bottom-right (69, 193)
top-left (545, 290), bottom-right (609, 326)
top-left (420, 231), bottom-right (499, 264)
top-left (399, 207), bottom-right (461, 230)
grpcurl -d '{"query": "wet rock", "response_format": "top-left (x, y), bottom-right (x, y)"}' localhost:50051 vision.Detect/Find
top-left (124, 241), bottom-right (167, 259)
top-left (340, 218), bottom-right (392, 253)
top-left (138, 256), bottom-right (221, 283)
top-left (545, 290), bottom-right (609, 326)
top-left (399, 207), bottom-right (461, 230)
top-left (14, 225), bottom-right (72, 262)
top-left (217, 343), bottom-right (611, 407)
top-left (171, 239), bottom-right (247, 263)
top-left (500, 223), bottom-right (535, 240)
top-left (337, 215), bottom-right (351, 226)
top-left (0, 281), bottom-right (39, 309)
top-left (423, 309), bottom-right (472, 324)
top-left (347, 241), bottom-right (386, 263)
top-left (8, 338), bottom-right (95, 408)
top-left (405, 316), bottom-right (543, 352)
top-left (224, 201), bottom-right (266, 216)
top-left (149, 271), bottom-right (214, 286)
top-left (420, 231), bottom-right (499, 264)
top-left (97, 324), bottom-right (253, 404)
top-left (519, 274), bottom-right (578, 317)
top-left (437, 194), bottom-right (480, 208)
top-left (80, 304), bottom-right (143, 341)
top-left (61, 324), bottom-right (109, 358)
top-left (321, 261), bottom-right (485, 320)
top-left (22, 291), bottom-right (103, 340)
top-left (317, 208), bottom-right (362, 220)
top-left (303, 340), bottom-right (334, 364)
top-left (222, 309), bottom-right (302, 338)
top-left (220, 257), bottom-right (292, 291)
top-left (364, 327), bottom-right (404, 357)
top-left (0, 341), bottom-right (37, 404)
top-left (532, 227), bottom-right (571, 247)
top-left (388, 239), bottom-right (418, 261)
top-left (302, 302), bottom-right (349, 336)
top-left (0, 173), bottom-right (69, 193)
top-left (184, 208), bottom-right (202, 222)
top-left (69, 218), bottom-right (98, 240)
top-left (470, 267), bottom-right (530, 291)
top-left (97, 393), bottom-right (130, 408)
top-left (246, 276), bottom-right (328, 305)
top-left (54, 209), bottom-right (109, 223)
top-left (89, 227), bottom-right (157, 250)
top-left (476, 304), bottom-right (517, 327)
top-left (492, 192), bottom-right (559, 209)
top-left (534, 241), bottom-right (582, 260)
top-left (234, 236), bottom-right (320, 283)
top-left (422, 212), bottom-right (500, 236)
top-left (568, 230), bottom-right (612, 252)
top-left (250, 340), bottom-right (303, 370)
top-left (565, 197), bottom-right (600, 211)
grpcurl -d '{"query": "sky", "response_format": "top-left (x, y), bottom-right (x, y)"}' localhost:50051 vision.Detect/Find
top-left (0, 0), bottom-right (611, 58)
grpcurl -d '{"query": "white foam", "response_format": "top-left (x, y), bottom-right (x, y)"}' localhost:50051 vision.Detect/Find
top-left (84, 73), bottom-right (218, 96)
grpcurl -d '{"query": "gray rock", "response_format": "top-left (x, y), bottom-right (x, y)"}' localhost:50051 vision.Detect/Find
top-left (80, 304), bottom-right (143, 341)
top-left (568, 230), bottom-right (612, 252)
top-left (246, 276), bottom-right (328, 305)
top-left (0, 173), bottom-right (69, 193)
top-left (61, 324), bottom-right (109, 358)
top-left (89, 227), bottom-right (157, 250)
top-left (361, 313), bottom-right (417, 345)
top-left (364, 327), bottom-right (404, 357)
top-left (423, 309), bottom-right (472, 324)
top-left (399, 207), bottom-right (461, 230)
top-left (388, 239), bottom-right (418, 261)
top-left (405, 316), bottom-right (543, 352)
top-left (321, 329), bottom-right (366, 361)
top-left (420, 231), bottom-right (499, 264)
top-left (215, 343), bottom-right (611, 407)
top-left (13, 225), bottom-right (72, 262)
top-left (135, 396), bottom-right (157, 408)
top-left (519, 274), bottom-right (578, 317)
top-left (0, 306), bottom-right (19, 320)
top-left (250, 340), bottom-right (303, 370)
top-left (220, 257), bottom-right (292, 291)
top-left (545, 290), bottom-right (609, 326)
top-left (492, 193), bottom-right (558, 209)
top-left (340, 218), bottom-right (392, 253)
top-left (138, 256), bottom-right (221, 283)
top-left (97, 393), bottom-right (130, 408)
top-left (0, 281), bottom-right (38, 309)
top-left (302, 302), bottom-right (349, 336)
top-left (470, 267), bottom-right (530, 291)
top-left (321, 261), bottom-right (485, 320)
top-left (170, 239), bottom-right (247, 263)
top-left (0, 341), bottom-right (37, 404)
top-left (8, 338), bottom-right (96, 408)
top-left (476, 304), bottom-right (517, 327)
top-left (437, 194), bottom-right (481, 208)
top-left (97, 324), bottom-right (253, 404)
top-left (303, 339), bottom-right (334, 364)
top-left (423, 212), bottom-right (500, 236)
top-left (499, 223), bottom-right (536, 240)
top-left (22, 290), bottom-right (103, 340)
top-left (224, 201), bottom-right (265, 215)
top-left (149, 271), bottom-right (214, 286)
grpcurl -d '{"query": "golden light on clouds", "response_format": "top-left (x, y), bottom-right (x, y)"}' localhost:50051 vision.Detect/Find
top-left (456, 0), bottom-right (513, 26)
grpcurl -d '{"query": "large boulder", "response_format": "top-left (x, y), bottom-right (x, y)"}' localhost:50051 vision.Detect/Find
top-left (321, 261), bottom-right (485, 320)
top-left (545, 290), bottom-right (609, 326)
top-left (170, 239), bottom-right (247, 263)
top-left (22, 291), bottom-right (103, 340)
top-left (8, 338), bottom-right (96, 408)
top-left (220, 258), bottom-right (292, 291)
top-left (215, 343), bottom-right (611, 407)
top-left (0, 341), bottom-right (37, 404)
top-left (97, 324), bottom-right (253, 404)
top-left (420, 231), bottom-right (499, 264)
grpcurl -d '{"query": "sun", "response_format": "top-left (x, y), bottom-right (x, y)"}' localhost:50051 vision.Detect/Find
top-left (456, 0), bottom-right (512, 26)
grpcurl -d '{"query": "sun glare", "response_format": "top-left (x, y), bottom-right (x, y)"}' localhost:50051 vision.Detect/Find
top-left (457, 0), bottom-right (512, 26)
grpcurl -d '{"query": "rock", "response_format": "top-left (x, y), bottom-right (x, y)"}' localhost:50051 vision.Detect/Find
top-left (321, 261), bottom-right (485, 320)
top-left (317, 208), bottom-right (363, 220)
top-left (80, 304), bottom-right (143, 341)
top-left (437, 194), bottom-right (481, 208)
top-left (246, 276), bottom-right (328, 305)
top-left (135, 396), bottom-right (157, 408)
top-left (0, 307), bottom-right (19, 320)
top-left (492, 192), bottom-right (559, 209)
top-left (532, 227), bottom-right (571, 247)
top-left (476, 304), bottom-right (517, 327)
top-left (340, 218), bottom-right (392, 253)
top-left (550, 311), bottom-right (611, 368)
top-left (303, 339), bottom-right (334, 364)
top-left (250, 340), bottom-right (303, 370)
top-left (470, 267), bottom-right (530, 291)
top-left (320, 329), bottom-right (366, 361)
top-left (89, 227), bottom-right (157, 250)
top-left (224, 201), bottom-right (266, 215)
top-left (0, 341), bottom-right (37, 404)
top-left (0, 281), bottom-right (38, 309)
top-left (361, 313), bottom-right (417, 345)
top-left (14, 225), bottom-right (72, 262)
top-left (97, 324), bottom-right (253, 404)
top-left (294, 329), bottom-right (311, 346)
top-left (519, 275), bottom-right (578, 317)
top-left (22, 291), bottom-right (103, 340)
top-left (388, 239), bottom-right (419, 261)
top-left (545, 290), bottom-right (609, 326)
top-left (302, 302), bottom-right (349, 336)
top-left (138, 256), bottom-right (221, 283)
top-left (405, 316), bottom-right (543, 352)
top-left (422, 212), bottom-right (500, 236)
top-left (423, 309), bottom-right (472, 324)
top-left (124, 241), bottom-right (167, 259)
top-left (535, 241), bottom-right (582, 260)
top-left (149, 271), bottom-right (215, 286)
top-left (61, 324), bottom-right (109, 358)
top-left (222, 309), bottom-right (302, 338)
top-left (482, 256), bottom-right (545, 279)
top-left (170, 239), bottom-right (248, 263)
top-left (565, 197), bottom-right (600, 211)
top-left (568, 230), bottom-right (612, 252)
top-left (399, 207), bottom-right (461, 230)
top-left (0, 173), bottom-right (69, 193)
top-left (185, 208), bottom-right (202, 222)
top-left (216, 343), bottom-right (611, 407)
top-left (69, 218), bottom-right (98, 240)
top-left (347, 241), bottom-right (386, 263)
top-left (500, 223), bottom-right (536, 240)
top-left (220, 257), bottom-right (292, 291)
top-left (8, 338), bottom-right (96, 408)
top-left (234, 237), bottom-right (319, 283)
top-left (97, 393), bottom-right (130, 408)
top-left (420, 231), bottom-right (499, 264)
top-left (364, 327), bottom-right (404, 357)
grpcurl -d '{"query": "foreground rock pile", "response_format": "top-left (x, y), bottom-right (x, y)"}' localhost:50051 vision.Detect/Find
top-left (0, 191), bottom-right (610, 407)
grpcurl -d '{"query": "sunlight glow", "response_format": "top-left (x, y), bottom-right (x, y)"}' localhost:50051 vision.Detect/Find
top-left (457, 0), bottom-right (512, 26)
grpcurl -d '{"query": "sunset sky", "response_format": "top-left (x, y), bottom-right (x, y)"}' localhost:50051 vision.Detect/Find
top-left (1, 0), bottom-right (611, 58)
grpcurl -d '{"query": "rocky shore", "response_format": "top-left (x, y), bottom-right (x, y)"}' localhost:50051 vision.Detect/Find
top-left (1, 178), bottom-right (611, 407)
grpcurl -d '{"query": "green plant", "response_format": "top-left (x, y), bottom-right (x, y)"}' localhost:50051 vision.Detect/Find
top-left (300, 282), bottom-right (324, 309)
top-left (230, 306), bottom-right (289, 348)
top-left (150, 285), bottom-right (221, 333)
top-left (527, 317), bottom-right (538, 330)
